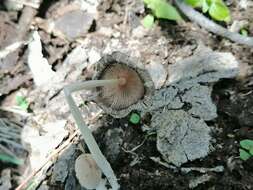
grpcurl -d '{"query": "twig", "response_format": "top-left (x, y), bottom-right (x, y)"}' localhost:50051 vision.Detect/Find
top-left (15, 131), bottom-right (78, 190)
top-left (0, 118), bottom-right (22, 134)
top-left (0, 132), bottom-right (20, 141)
top-left (150, 157), bottom-right (178, 171)
top-left (181, 166), bottom-right (224, 174)
top-left (0, 138), bottom-right (26, 151)
top-left (17, 6), bottom-right (38, 41)
top-left (8, 0), bottom-right (40, 9)
top-left (121, 147), bottom-right (140, 167)
top-left (0, 144), bottom-right (17, 158)
top-left (88, 110), bottom-right (103, 124)
top-left (174, 0), bottom-right (253, 47)
top-left (13, 0), bottom-right (42, 42)
top-left (0, 107), bottom-right (31, 117)
top-left (0, 41), bottom-right (27, 59)
top-left (1, 1), bottom-right (42, 58)
top-left (0, 118), bottom-right (25, 150)
top-left (122, 137), bottom-right (147, 153)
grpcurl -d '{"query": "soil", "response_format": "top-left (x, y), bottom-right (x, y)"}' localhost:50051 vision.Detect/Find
top-left (0, 0), bottom-right (253, 190)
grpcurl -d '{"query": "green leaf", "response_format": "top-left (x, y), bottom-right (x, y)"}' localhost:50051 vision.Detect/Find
top-left (154, 1), bottom-right (182, 21)
top-left (0, 153), bottom-right (24, 165)
top-left (202, 0), bottom-right (210, 13)
top-left (142, 14), bottom-right (155, 29)
top-left (143, 0), bottom-right (155, 10)
top-left (16, 95), bottom-right (29, 110)
top-left (185, 0), bottom-right (203, 7)
top-left (129, 113), bottom-right (141, 124)
top-left (208, 1), bottom-right (231, 22)
top-left (240, 149), bottom-right (251, 161)
top-left (143, 0), bottom-right (152, 5)
top-left (240, 139), bottom-right (253, 150)
top-left (250, 148), bottom-right (253, 155)
top-left (240, 28), bottom-right (248, 37)
top-left (143, 0), bottom-right (182, 21)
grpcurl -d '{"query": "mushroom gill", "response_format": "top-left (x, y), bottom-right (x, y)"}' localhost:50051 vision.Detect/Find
top-left (97, 63), bottom-right (145, 110)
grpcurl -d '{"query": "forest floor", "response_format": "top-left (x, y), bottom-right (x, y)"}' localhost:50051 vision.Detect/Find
top-left (0, 0), bottom-right (253, 190)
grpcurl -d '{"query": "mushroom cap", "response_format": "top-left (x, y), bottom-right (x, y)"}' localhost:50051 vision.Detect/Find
top-left (93, 52), bottom-right (155, 118)
top-left (98, 64), bottom-right (145, 110)
top-left (75, 154), bottom-right (102, 189)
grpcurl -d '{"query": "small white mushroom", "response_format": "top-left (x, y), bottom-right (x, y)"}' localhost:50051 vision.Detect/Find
top-left (75, 154), bottom-right (102, 189)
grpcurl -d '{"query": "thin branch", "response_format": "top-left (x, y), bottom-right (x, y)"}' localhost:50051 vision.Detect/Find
top-left (0, 138), bottom-right (25, 150)
top-left (122, 137), bottom-right (147, 153)
top-left (8, 0), bottom-right (40, 9)
top-left (0, 144), bottom-right (17, 158)
top-left (12, 0), bottom-right (42, 43)
top-left (0, 41), bottom-right (27, 59)
top-left (0, 107), bottom-right (31, 117)
top-left (174, 0), bottom-right (253, 47)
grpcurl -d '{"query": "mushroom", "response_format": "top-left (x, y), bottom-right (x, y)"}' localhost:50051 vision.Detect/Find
top-left (75, 153), bottom-right (102, 189)
top-left (97, 63), bottom-right (145, 110)
top-left (94, 52), bottom-right (154, 118)
top-left (63, 52), bottom-right (154, 189)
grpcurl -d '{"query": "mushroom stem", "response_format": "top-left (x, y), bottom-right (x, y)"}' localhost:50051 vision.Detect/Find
top-left (64, 79), bottom-right (121, 190)
top-left (65, 79), bottom-right (122, 93)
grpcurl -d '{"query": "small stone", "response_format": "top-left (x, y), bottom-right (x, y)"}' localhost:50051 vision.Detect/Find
top-left (0, 169), bottom-right (11, 190)
top-left (131, 0), bottom-right (145, 14)
top-left (54, 10), bottom-right (95, 40)
top-left (146, 60), bottom-right (167, 89)
top-left (189, 174), bottom-right (212, 189)
top-left (112, 31), bottom-right (121, 38)
top-left (229, 20), bottom-right (248, 33)
top-left (104, 128), bottom-right (124, 163)
top-left (239, 0), bottom-right (253, 9)
top-left (98, 27), bottom-right (113, 37)
top-left (78, 0), bottom-right (99, 14)
top-left (64, 46), bottom-right (88, 66)
top-left (51, 145), bottom-right (76, 184)
top-left (132, 26), bottom-right (147, 38)
top-left (4, 0), bottom-right (23, 11)
top-left (88, 49), bottom-right (101, 65)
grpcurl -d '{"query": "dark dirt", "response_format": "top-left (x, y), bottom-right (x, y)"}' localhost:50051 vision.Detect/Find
top-left (92, 86), bottom-right (253, 190)
top-left (0, 0), bottom-right (253, 190)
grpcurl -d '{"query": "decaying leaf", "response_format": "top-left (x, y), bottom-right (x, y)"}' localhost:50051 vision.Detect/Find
top-left (27, 31), bottom-right (55, 86)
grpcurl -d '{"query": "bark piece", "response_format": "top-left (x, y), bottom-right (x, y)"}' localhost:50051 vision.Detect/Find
top-left (152, 110), bottom-right (212, 166)
top-left (148, 48), bottom-right (239, 166)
